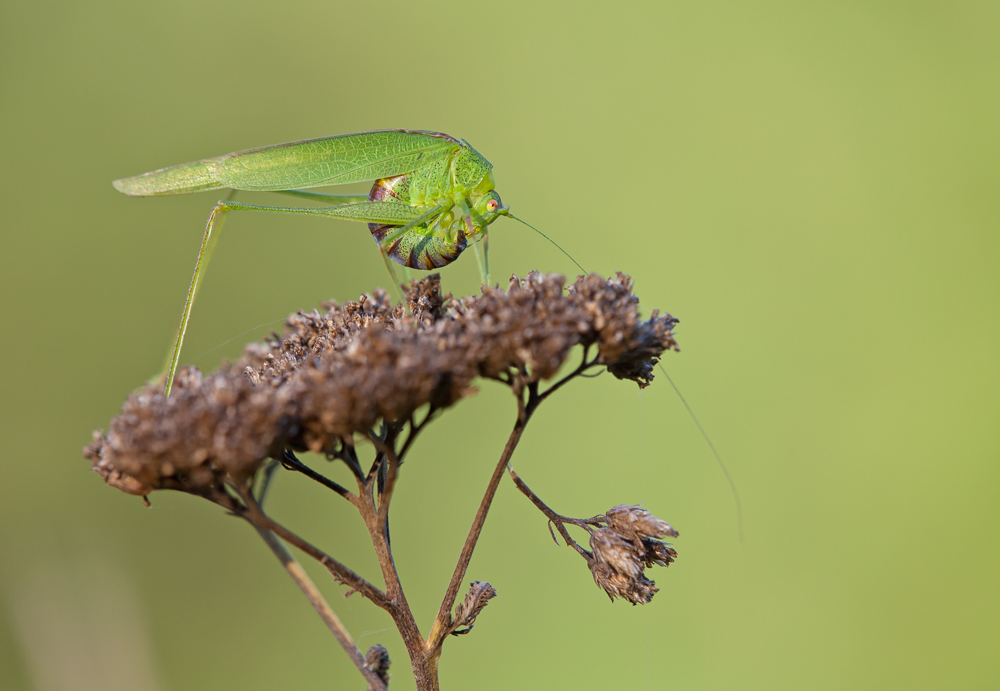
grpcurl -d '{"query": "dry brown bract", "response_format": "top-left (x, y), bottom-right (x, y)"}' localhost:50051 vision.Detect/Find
top-left (84, 271), bottom-right (678, 502)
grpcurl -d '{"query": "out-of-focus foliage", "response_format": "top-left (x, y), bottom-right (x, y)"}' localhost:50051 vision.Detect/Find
top-left (1, 1), bottom-right (997, 690)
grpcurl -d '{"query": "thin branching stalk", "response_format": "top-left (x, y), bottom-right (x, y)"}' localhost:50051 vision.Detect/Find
top-left (350, 456), bottom-right (433, 689)
top-left (507, 468), bottom-right (605, 558)
top-left (280, 449), bottom-right (353, 498)
top-left (536, 345), bottom-right (600, 404)
top-left (427, 412), bottom-right (529, 656)
top-left (235, 486), bottom-right (390, 608)
top-left (253, 526), bottom-right (387, 691)
top-left (366, 431), bottom-right (401, 534)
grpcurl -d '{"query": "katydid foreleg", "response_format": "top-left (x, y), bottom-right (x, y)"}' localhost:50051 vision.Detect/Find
top-left (374, 201), bottom-right (452, 296)
top-left (483, 232), bottom-right (490, 284)
top-left (456, 196), bottom-right (489, 286)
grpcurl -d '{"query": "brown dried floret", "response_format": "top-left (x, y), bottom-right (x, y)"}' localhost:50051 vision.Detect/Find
top-left (364, 645), bottom-right (391, 690)
top-left (605, 504), bottom-right (679, 540)
top-left (84, 272), bottom-right (678, 501)
top-left (591, 528), bottom-right (645, 580)
top-left (85, 431), bottom-right (153, 498)
top-left (642, 540), bottom-right (678, 569)
top-left (589, 560), bottom-right (660, 605)
top-left (567, 274), bottom-right (679, 386)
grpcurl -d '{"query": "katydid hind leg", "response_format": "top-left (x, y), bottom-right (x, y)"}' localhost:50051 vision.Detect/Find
top-left (276, 189), bottom-right (370, 204)
top-left (164, 191), bottom-right (237, 396)
top-left (164, 197), bottom-right (418, 395)
top-left (200, 199), bottom-right (424, 225)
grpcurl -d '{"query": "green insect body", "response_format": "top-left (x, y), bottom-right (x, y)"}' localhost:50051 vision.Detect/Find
top-left (113, 129), bottom-right (509, 395)
top-left (115, 130), bottom-right (505, 271)
top-left (368, 166), bottom-right (500, 269)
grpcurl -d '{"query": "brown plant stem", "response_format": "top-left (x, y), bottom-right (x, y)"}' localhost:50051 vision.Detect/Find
top-left (349, 461), bottom-right (433, 691)
top-left (280, 449), bottom-right (353, 498)
top-left (507, 468), bottom-right (605, 559)
top-left (426, 409), bottom-right (529, 658)
top-left (253, 526), bottom-right (388, 691)
top-left (365, 431), bottom-right (400, 534)
top-left (424, 360), bottom-right (597, 663)
top-left (235, 487), bottom-right (390, 609)
top-left (536, 346), bottom-right (599, 404)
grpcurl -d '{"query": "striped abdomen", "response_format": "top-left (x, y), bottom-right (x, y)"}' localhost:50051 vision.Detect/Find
top-left (368, 175), bottom-right (466, 270)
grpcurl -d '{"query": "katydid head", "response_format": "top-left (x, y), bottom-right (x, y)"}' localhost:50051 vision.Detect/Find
top-left (470, 190), bottom-right (506, 230)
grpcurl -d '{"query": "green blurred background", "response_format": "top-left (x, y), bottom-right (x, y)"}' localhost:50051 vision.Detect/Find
top-left (1, 1), bottom-right (997, 689)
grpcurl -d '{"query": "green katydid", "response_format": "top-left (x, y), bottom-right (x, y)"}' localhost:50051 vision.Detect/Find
top-left (115, 129), bottom-right (743, 538)
top-left (114, 129), bottom-right (576, 396)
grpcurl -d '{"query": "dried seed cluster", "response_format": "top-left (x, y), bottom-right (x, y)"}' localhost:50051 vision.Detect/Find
top-left (364, 644), bottom-right (391, 690)
top-left (85, 272), bottom-right (678, 500)
top-left (450, 581), bottom-right (498, 636)
top-left (589, 505), bottom-right (679, 604)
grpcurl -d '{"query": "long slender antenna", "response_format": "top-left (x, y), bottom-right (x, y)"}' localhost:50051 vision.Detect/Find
top-left (508, 215), bottom-right (743, 540)
top-left (506, 213), bottom-right (587, 275)
top-left (658, 363), bottom-right (744, 542)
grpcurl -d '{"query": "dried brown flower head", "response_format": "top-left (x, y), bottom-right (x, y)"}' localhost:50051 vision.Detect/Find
top-left (588, 505), bottom-right (679, 605)
top-left (84, 272), bottom-right (678, 502)
top-left (82, 271), bottom-right (685, 690)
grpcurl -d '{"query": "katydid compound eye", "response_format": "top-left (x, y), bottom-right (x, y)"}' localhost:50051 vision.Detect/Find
top-left (486, 199), bottom-right (499, 212)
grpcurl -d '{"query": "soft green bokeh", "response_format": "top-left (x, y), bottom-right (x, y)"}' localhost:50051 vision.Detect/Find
top-left (1, 1), bottom-right (997, 689)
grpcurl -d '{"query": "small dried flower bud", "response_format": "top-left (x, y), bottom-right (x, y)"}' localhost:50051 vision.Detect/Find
top-left (605, 504), bottom-right (679, 540)
top-left (365, 644), bottom-right (390, 690)
top-left (588, 561), bottom-right (621, 601)
top-left (642, 539), bottom-right (678, 569)
top-left (451, 581), bottom-right (497, 635)
top-left (590, 528), bottom-right (644, 579)
top-left (243, 366), bottom-right (261, 386)
top-left (621, 574), bottom-right (659, 605)
top-left (588, 560), bottom-right (660, 605)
